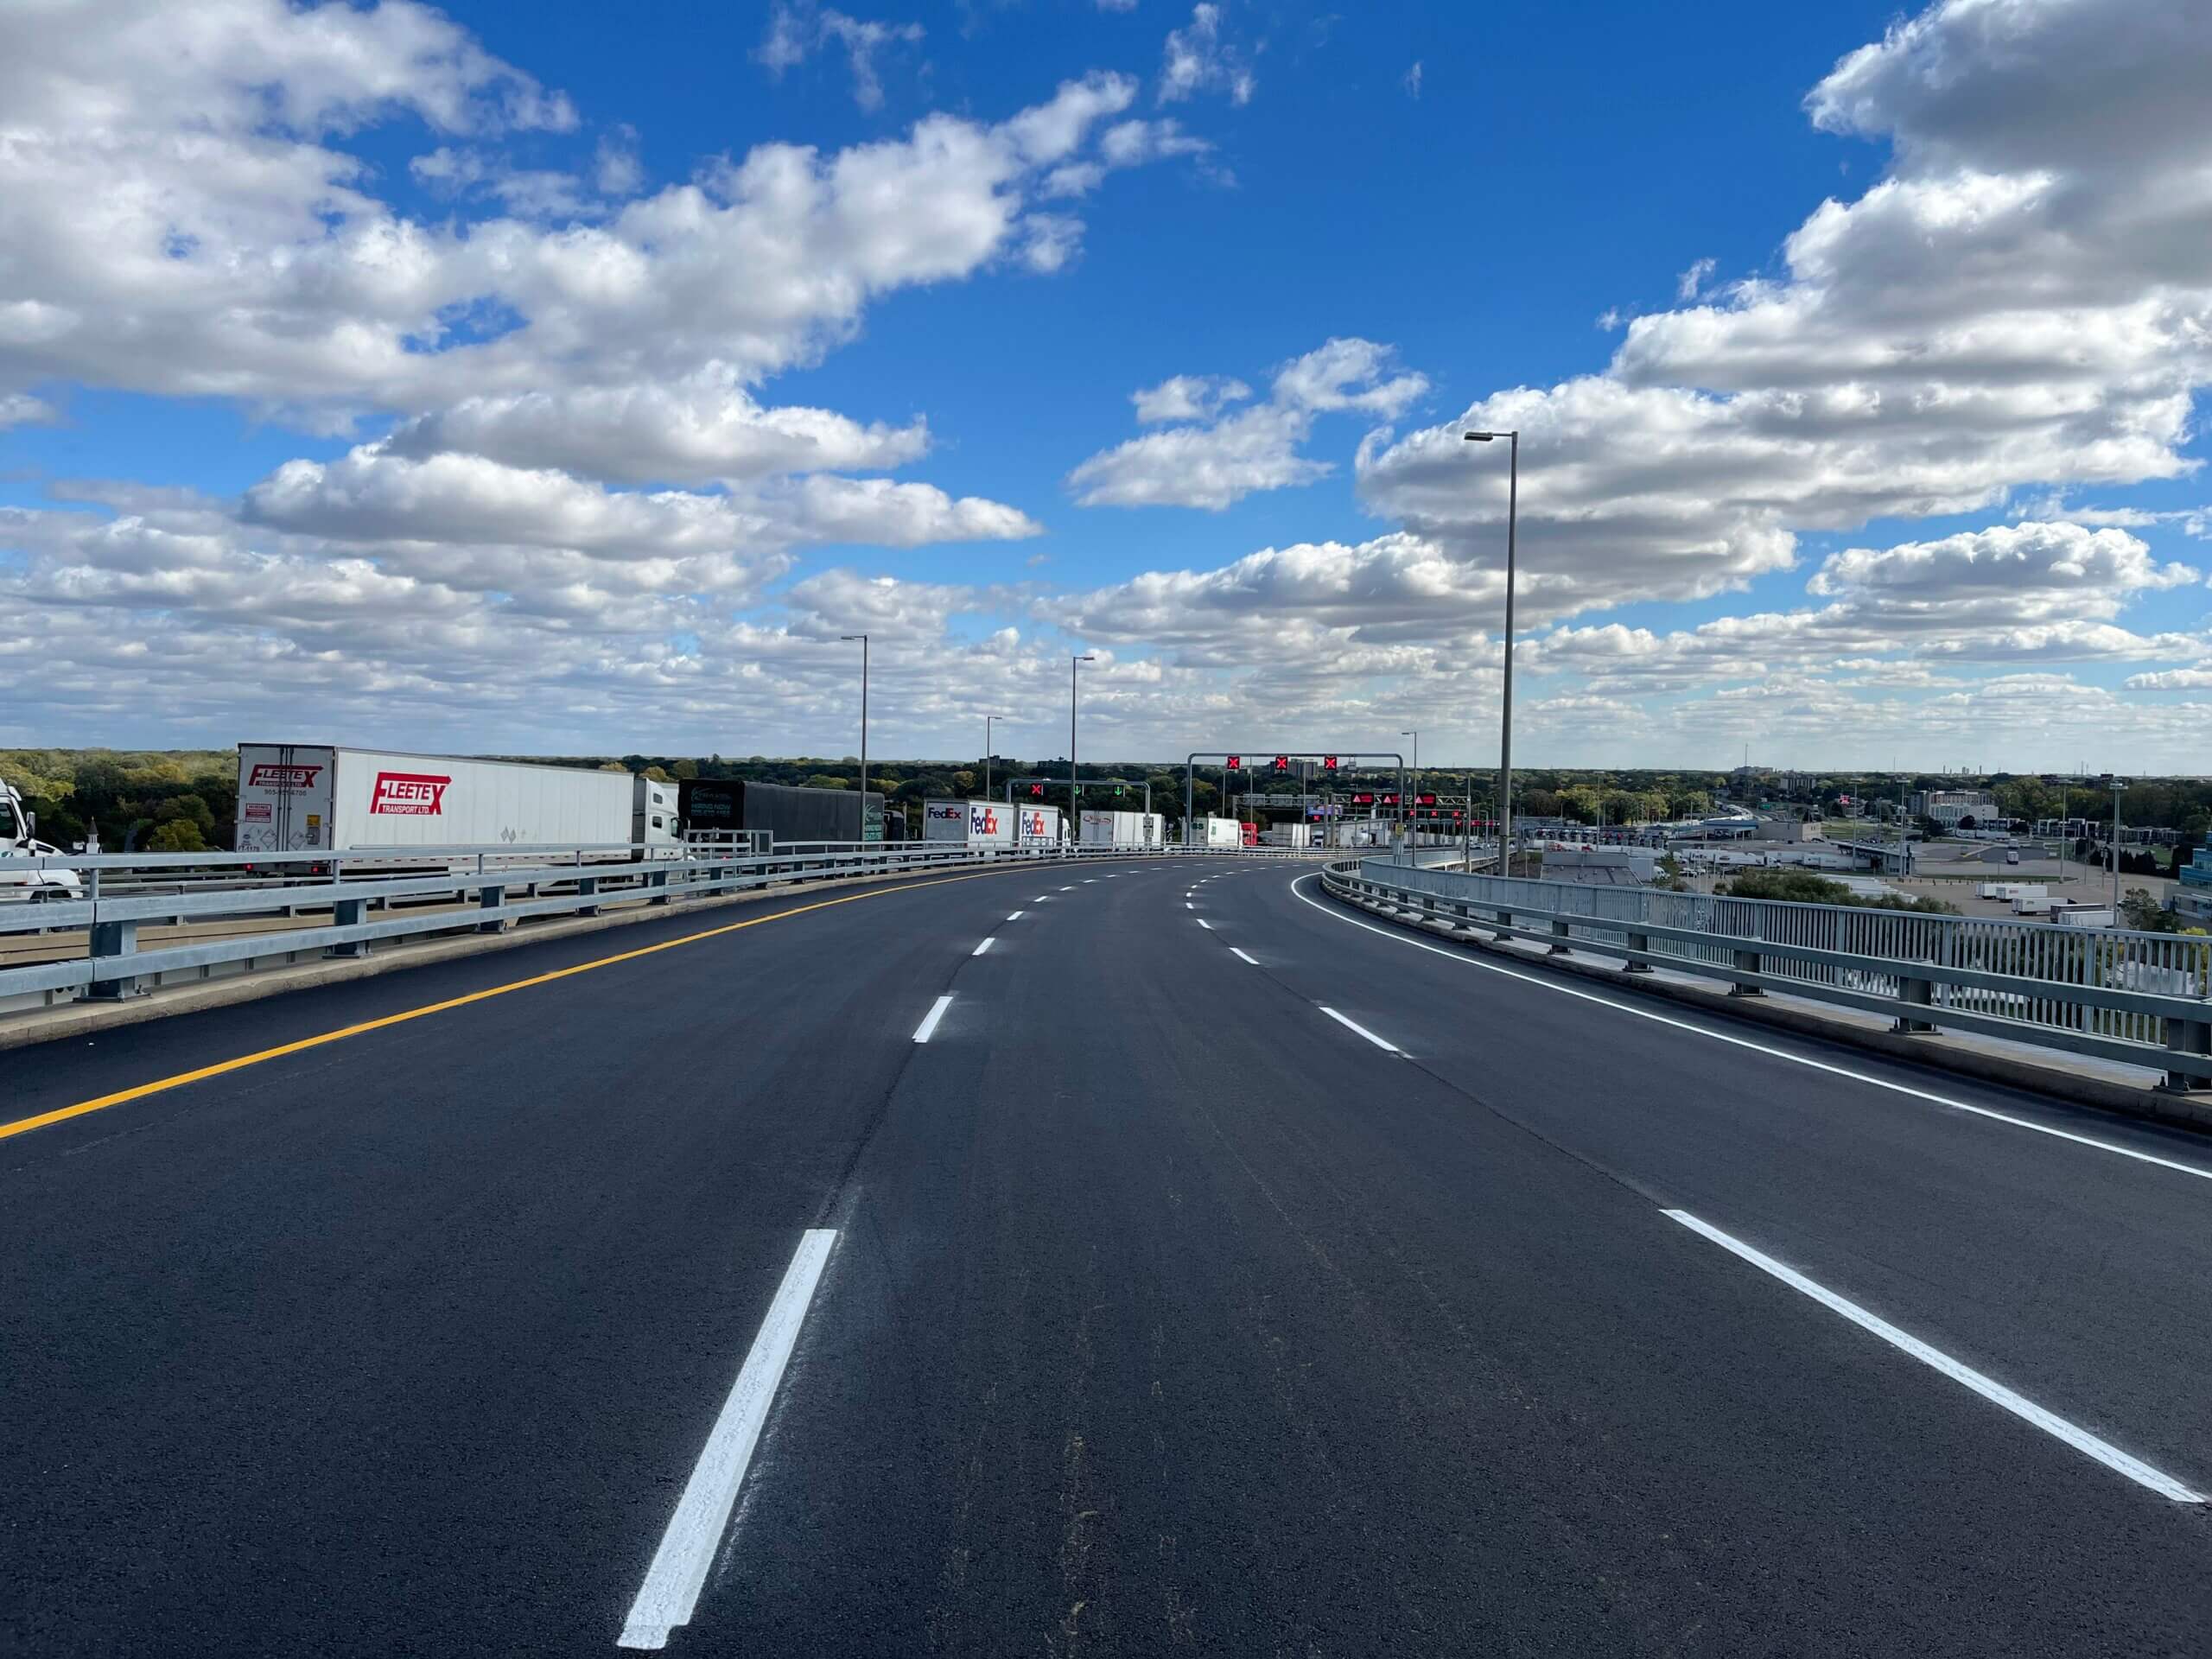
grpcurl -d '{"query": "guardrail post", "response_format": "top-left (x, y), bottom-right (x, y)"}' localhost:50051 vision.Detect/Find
top-left (85, 918), bottom-right (143, 1000)
top-left (1624, 931), bottom-right (1654, 974)
top-left (2160, 1015), bottom-right (2212, 1093)
top-left (1548, 919), bottom-right (1572, 956)
top-left (1893, 975), bottom-right (1936, 1033)
top-left (478, 883), bottom-right (506, 933)
top-left (647, 868), bottom-right (670, 907)
top-left (576, 875), bottom-right (601, 918)
top-left (1729, 947), bottom-right (1765, 997)
top-left (329, 894), bottom-right (369, 958)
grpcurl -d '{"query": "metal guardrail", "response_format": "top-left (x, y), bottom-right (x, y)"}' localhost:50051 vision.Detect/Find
top-left (1325, 857), bottom-right (2212, 1090)
top-left (0, 838), bottom-right (1317, 1016)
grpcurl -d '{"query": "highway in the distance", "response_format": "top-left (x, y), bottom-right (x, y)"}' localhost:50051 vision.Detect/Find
top-left (4, 855), bottom-right (2209, 1656)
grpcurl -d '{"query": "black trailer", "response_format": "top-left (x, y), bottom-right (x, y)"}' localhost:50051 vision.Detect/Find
top-left (677, 779), bottom-right (887, 846)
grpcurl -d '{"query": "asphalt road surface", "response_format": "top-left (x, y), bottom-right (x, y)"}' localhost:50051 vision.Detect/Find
top-left (5, 855), bottom-right (2209, 1656)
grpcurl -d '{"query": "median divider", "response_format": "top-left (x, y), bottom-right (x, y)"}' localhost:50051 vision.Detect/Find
top-left (0, 841), bottom-right (1324, 1047)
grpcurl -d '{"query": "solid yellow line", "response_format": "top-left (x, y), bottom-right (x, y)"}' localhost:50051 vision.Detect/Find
top-left (0, 867), bottom-right (1020, 1144)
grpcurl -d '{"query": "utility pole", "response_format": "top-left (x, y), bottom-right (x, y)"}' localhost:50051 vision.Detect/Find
top-left (1462, 429), bottom-right (1519, 875)
top-left (1070, 655), bottom-right (1095, 855)
top-left (983, 712), bottom-right (1008, 807)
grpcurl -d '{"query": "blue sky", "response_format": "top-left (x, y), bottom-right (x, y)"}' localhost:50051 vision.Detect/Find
top-left (2, 0), bottom-right (2209, 768)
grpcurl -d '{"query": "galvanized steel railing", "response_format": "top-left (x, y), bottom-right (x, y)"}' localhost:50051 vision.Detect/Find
top-left (0, 838), bottom-right (1318, 1017)
top-left (1328, 857), bottom-right (2212, 1089)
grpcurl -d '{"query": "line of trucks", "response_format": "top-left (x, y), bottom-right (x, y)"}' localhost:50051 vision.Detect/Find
top-left (2, 747), bottom-right (1251, 899)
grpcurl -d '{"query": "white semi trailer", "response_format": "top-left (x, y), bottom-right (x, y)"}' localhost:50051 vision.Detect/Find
top-left (233, 744), bottom-right (681, 861)
top-left (1202, 816), bottom-right (1242, 849)
top-left (923, 799), bottom-right (1016, 849)
top-left (1078, 809), bottom-right (1160, 848)
top-left (1015, 805), bottom-right (1066, 849)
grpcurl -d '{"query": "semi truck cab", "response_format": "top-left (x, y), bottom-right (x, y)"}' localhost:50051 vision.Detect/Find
top-left (0, 779), bottom-right (85, 904)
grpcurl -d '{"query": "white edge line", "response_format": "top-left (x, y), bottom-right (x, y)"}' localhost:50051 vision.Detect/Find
top-left (617, 1228), bottom-right (838, 1649)
top-left (1196, 918), bottom-right (1213, 931)
top-left (912, 994), bottom-right (953, 1043)
top-left (1230, 947), bottom-right (1259, 965)
top-left (1661, 1210), bottom-right (2202, 1504)
top-left (972, 938), bottom-right (995, 957)
top-left (1007, 911), bottom-right (1024, 920)
top-left (1319, 1005), bottom-right (1401, 1053)
top-left (1287, 874), bottom-right (2212, 1186)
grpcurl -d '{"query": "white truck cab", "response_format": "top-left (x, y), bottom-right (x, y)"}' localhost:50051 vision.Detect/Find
top-left (0, 778), bottom-right (85, 904)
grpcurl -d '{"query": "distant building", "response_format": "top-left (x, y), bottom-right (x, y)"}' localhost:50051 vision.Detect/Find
top-left (2176, 847), bottom-right (2212, 924)
top-left (1754, 815), bottom-right (1818, 842)
top-left (1910, 788), bottom-right (1997, 827)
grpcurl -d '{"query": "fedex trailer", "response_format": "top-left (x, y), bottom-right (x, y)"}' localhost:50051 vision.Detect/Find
top-left (924, 799), bottom-right (1015, 849)
top-left (1016, 806), bottom-right (1065, 849)
top-left (233, 745), bottom-right (681, 860)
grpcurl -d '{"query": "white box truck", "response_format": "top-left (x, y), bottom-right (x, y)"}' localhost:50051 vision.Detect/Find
top-left (1203, 816), bottom-right (1242, 849)
top-left (233, 745), bottom-right (680, 860)
top-left (1080, 809), bottom-right (1153, 848)
top-left (922, 799), bottom-right (1015, 849)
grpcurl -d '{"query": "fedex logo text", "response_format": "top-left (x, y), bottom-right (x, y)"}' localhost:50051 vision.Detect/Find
top-left (370, 771), bottom-right (451, 816)
top-left (247, 763), bottom-right (323, 790)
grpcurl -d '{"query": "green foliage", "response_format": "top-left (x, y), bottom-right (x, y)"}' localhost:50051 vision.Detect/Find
top-left (1719, 869), bottom-right (1856, 905)
top-left (2, 748), bottom-right (232, 850)
top-left (145, 818), bottom-right (208, 853)
top-left (1718, 868), bottom-right (1959, 914)
top-left (2120, 887), bottom-right (2185, 933)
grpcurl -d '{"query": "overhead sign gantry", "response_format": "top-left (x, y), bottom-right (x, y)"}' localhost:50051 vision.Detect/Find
top-left (1181, 752), bottom-right (1405, 847)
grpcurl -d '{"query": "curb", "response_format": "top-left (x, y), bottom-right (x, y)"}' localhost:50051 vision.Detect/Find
top-left (1331, 885), bottom-right (2212, 1140)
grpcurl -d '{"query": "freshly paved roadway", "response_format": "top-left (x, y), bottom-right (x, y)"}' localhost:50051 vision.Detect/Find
top-left (3, 855), bottom-right (2209, 1656)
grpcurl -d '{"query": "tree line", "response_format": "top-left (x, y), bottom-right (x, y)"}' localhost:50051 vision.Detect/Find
top-left (13, 748), bottom-right (2212, 854)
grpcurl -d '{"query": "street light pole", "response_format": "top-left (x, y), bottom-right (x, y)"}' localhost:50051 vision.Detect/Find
top-left (1462, 769), bottom-right (1472, 869)
top-left (2107, 773), bottom-right (2127, 914)
top-left (983, 713), bottom-right (1008, 806)
top-left (1400, 731), bottom-right (1418, 863)
top-left (1071, 655), bottom-right (1096, 855)
top-left (1464, 429), bottom-right (1519, 874)
top-left (840, 632), bottom-right (869, 841)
